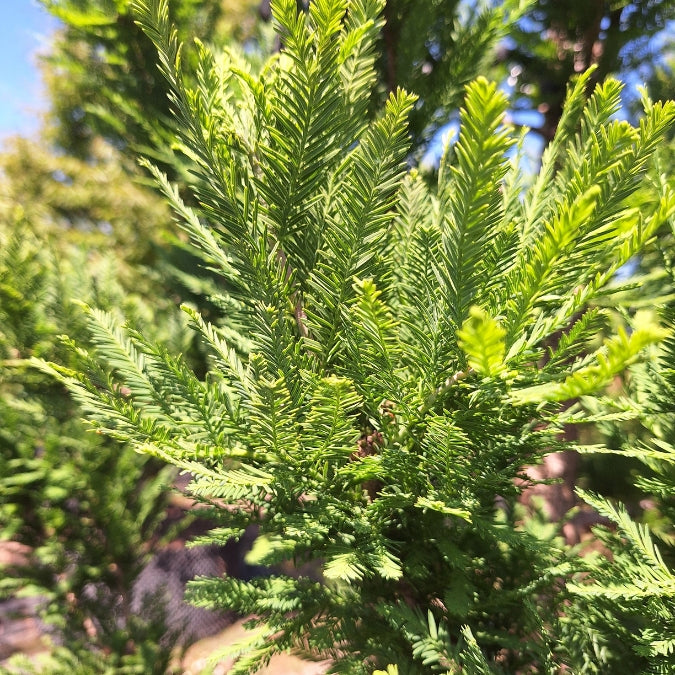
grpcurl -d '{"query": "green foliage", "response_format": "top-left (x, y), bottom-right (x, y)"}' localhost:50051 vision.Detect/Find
top-left (376, 0), bottom-right (531, 144)
top-left (39, 0), bottom-right (262, 160)
top-left (0, 205), bottom-right (182, 670)
top-left (560, 243), bottom-right (675, 673)
top-left (559, 489), bottom-right (675, 674)
top-left (0, 136), bottom-right (172, 284)
top-left (42, 0), bottom-right (675, 672)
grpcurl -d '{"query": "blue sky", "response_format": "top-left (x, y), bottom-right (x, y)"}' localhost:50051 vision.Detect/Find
top-left (0, 0), bottom-right (59, 139)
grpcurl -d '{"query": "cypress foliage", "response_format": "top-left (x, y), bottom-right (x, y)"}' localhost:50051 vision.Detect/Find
top-left (40, 0), bottom-right (675, 671)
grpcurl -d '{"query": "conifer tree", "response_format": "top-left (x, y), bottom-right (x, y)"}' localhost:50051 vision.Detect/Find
top-left (40, 0), bottom-right (675, 671)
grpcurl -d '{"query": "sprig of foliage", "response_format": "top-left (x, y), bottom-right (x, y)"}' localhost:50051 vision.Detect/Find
top-left (42, 0), bottom-right (675, 671)
top-left (562, 249), bottom-right (675, 673)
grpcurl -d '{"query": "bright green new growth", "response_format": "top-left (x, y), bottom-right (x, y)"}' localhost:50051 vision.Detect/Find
top-left (42, 0), bottom-right (675, 671)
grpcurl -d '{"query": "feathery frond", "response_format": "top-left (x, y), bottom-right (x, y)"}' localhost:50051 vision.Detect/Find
top-left (42, 0), bottom-right (675, 671)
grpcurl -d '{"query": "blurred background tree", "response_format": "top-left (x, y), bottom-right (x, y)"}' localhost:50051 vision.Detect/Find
top-left (500, 0), bottom-right (674, 143)
top-left (40, 0), bottom-right (262, 161)
top-left (0, 2), bottom-right (248, 667)
top-left (0, 198), bottom-right (186, 669)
